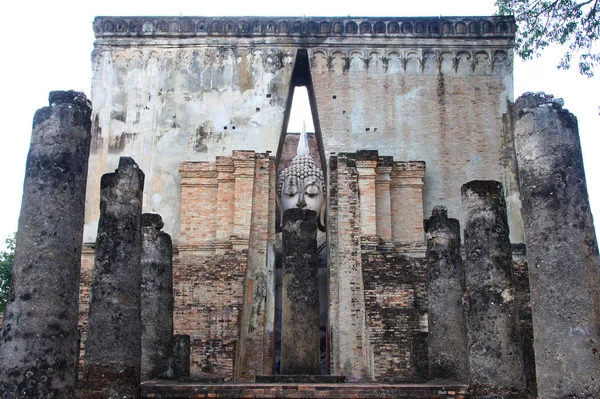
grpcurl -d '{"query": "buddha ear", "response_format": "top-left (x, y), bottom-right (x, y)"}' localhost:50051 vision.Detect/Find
top-left (317, 197), bottom-right (327, 232)
top-left (276, 193), bottom-right (283, 228)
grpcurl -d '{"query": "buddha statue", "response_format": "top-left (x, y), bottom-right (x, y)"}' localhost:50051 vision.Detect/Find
top-left (277, 123), bottom-right (326, 234)
top-left (275, 122), bottom-right (328, 374)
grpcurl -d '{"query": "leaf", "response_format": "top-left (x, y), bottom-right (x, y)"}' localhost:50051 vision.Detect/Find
top-left (497, 0), bottom-right (600, 77)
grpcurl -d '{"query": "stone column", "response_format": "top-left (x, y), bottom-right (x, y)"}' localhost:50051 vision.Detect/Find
top-left (513, 93), bottom-right (600, 398)
top-left (0, 91), bottom-right (91, 398)
top-left (425, 206), bottom-right (469, 382)
top-left (462, 181), bottom-right (524, 397)
top-left (81, 157), bottom-right (145, 398)
top-left (281, 208), bottom-right (320, 375)
top-left (141, 213), bottom-right (173, 380)
top-left (170, 335), bottom-right (191, 378)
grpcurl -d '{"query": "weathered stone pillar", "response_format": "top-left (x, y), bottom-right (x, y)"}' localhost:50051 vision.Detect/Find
top-left (462, 180), bottom-right (524, 397)
top-left (0, 91), bottom-right (91, 397)
top-left (513, 93), bottom-right (600, 398)
top-left (425, 206), bottom-right (469, 382)
top-left (281, 208), bottom-right (320, 375)
top-left (170, 334), bottom-right (191, 378)
top-left (81, 157), bottom-right (145, 398)
top-left (141, 213), bottom-right (173, 380)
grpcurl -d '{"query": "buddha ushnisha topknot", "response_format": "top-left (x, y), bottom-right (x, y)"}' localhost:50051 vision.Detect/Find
top-left (277, 155), bottom-right (324, 195)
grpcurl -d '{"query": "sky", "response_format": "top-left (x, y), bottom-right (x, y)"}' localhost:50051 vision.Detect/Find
top-left (0, 0), bottom-right (598, 250)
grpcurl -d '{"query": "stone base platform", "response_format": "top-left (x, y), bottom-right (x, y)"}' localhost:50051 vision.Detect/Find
top-left (255, 375), bottom-right (346, 383)
top-left (141, 380), bottom-right (469, 398)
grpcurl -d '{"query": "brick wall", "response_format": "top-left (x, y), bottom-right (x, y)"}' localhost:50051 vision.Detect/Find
top-left (75, 148), bottom-right (534, 386)
top-left (176, 151), bottom-right (276, 379)
top-left (361, 250), bottom-right (428, 381)
top-left (328, 153), bottom-right (373, 380)
top-left (328, 151), bottom-right (427, 381)
top-left (174, 250), bottom-right (246, 378)
top-left (86, 16), bottom-right (521, 248)
top-left (310, 49), bottom-right (522, 243)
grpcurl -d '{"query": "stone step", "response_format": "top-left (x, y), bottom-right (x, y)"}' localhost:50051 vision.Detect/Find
top-left (141, 380), bottom-right (469, 398)
top-left (255, 375), bottom-right (346, 384)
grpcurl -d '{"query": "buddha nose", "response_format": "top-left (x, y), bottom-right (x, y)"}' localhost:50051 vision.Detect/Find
top-left (296, 192), bottom-right (307, 209)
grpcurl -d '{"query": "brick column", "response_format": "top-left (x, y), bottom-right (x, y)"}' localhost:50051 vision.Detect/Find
top-left (462, 180), bottom-right (524, 397)
top-left (179, 162), bottom-right (218, 249)
top-left (513, 93), bottom-right (600, 398)
top-left (356, 151), bottom-right (378, 237)
top-left (215, 156), bottom-right (235, 253)
top-left (236, 153), bottom-right (274, 380)
top-left (232, 151), bottom-right (256, 251)
top-left (375, 157), bottom-right (393, 240)
top-left (327, 153), bottom-right (374, 381)
top-left (0, 91), bottom-right (91, 398)
top-left (390, 161), bottom-right (425, 244)
top-left (82, 157), bottom-right (145, 398)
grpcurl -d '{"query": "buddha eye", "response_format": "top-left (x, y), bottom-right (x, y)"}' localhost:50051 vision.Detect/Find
top-left (304, 184), bottom-right (320, 196)
top-left (283, 185), bottom-right (298, 196)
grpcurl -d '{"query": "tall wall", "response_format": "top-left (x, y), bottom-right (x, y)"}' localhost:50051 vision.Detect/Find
top-left (88, 15), bottom-right (521, 245)
top-left (86, 20), bottom-right (296, 244)
top-left (311, 43), bottom-right (520, 241)
top-left (82, 15), bottom-right (521, 381)
top-left (328, 151), bottom-right (428, 381)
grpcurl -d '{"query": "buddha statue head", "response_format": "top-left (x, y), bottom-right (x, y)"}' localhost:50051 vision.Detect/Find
top-left (277, 124), bottom-right (326, 231)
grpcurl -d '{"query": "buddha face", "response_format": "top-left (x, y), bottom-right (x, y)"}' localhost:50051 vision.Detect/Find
top-left (280, 175), bottom-right (324, 215)
top-left (277, 154), bottom-right (326, 231)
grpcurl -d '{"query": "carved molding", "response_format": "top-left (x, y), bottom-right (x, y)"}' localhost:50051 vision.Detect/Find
top-left (92, 47), bottom-right (294, 70)
top-left (94, 16), bottom-right (515, 39)
top-left (311, 49), bottom-right (512, 74)
top-left (92, 47), bottom-right (512, 75)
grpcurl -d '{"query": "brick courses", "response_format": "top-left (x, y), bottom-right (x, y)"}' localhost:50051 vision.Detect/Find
top-left (328, 151), bottom-right (427, 381)
top-left (176, 151), bottom-right (276, 379)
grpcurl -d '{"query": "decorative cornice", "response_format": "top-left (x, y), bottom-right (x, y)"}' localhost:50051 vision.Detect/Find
top-left (92, 47), bottom-right (513, 76)
top-left (94, 16), bottom-right (515, 40)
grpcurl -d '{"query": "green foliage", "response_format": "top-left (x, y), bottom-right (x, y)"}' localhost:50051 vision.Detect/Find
top-left (0, 233), bottom-right (15, 313)
top-left (497, 0), bottom-right (600, 77)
